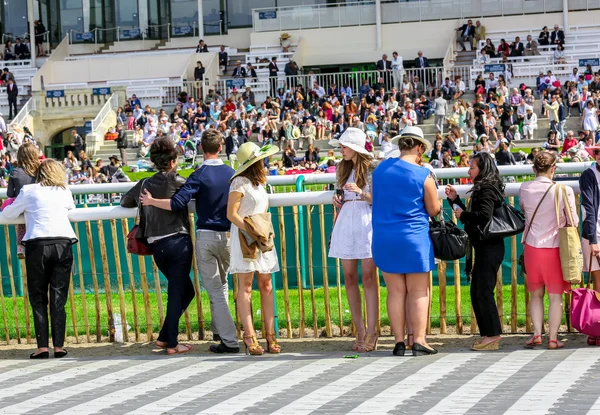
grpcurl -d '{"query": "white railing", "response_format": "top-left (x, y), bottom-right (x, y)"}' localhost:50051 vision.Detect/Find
top-left (251, 0), bottom-right (579, 33)
top-left (91, 93), bottom-right (118, 132)
top-left (9, 98), bottom-right (36, 132)
top-left (0, 162), bottom-right (590, 200)
top-left (0, 180), bottom-right (582, 225)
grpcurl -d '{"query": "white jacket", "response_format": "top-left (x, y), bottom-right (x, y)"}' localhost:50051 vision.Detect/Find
top-left (1, 183), bottom-right (77, 242)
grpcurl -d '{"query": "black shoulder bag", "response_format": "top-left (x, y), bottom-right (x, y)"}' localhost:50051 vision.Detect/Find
top-left (429, 211), bottom-right (469, 261)
top-left (478, 185), bottom-right (525, 241)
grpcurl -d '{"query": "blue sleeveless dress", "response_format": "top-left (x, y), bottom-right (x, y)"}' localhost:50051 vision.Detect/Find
top-left (371, 158), bottom-right (434, 274)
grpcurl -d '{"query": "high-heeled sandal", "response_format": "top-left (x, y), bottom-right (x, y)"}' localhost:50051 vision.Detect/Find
top-left (266, 332), bottom-right (281, 354)
top-left (244, 335), bottom-right (264, 356)
top-left (360, 333), bottom-right (378, 353)
top-left (548, 339), bottom-right (564, 349)
top-left (351, 331), bottom-right (366, 352)
top-left (525, 334), bottom-right (543, 349)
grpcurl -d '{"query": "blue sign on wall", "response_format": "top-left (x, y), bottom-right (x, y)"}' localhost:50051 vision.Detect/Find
top-left (46, 90), bottom-right (65, 98)
top-left (92, 87), bottom-right (111, 95)
top-left (75, 32), bottom-right (94, 42)
top-left (226, 79), bottom-right (246, 89)
top-left (484, 64), bottom-right (506, 73)
top-left (84, 121), bottom-right (93, 134)
top-left (579, 58), bottom-right (600, 67)
top-left (122, 29), bottom-right (141, 38)
top-left (259, 11), bottom-right (277, 19)
top-left (174, 26), bottom-right (193, 36)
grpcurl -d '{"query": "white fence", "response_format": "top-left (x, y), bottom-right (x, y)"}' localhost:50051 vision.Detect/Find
top-left (0, 180), bottom-right (582, 226)
top-left (0, 162), bottom-right (590, 201)
top-left (251, 0), bottom-right (584, 32)
top-left (9, 98), bottom-right (36, 132)
top-left (91, 93), bottom-right (118, 132)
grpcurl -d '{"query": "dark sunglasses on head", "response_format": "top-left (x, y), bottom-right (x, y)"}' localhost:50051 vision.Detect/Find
top-left (594, 149), bottom-right (600, 156)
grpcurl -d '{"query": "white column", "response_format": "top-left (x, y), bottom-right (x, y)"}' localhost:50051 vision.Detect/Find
top-left (198, 0), bottom-right (204, 38)
top-left (138, 0), bottom-right (148, 33)
top-left (82, 0), bottom-right (91, 31)
top-left (563, 0), bottom-right (569, 33)
top-left (375, 0), bottom-right (382, 50)
top-left (28, 0), bottom-right (36, 63)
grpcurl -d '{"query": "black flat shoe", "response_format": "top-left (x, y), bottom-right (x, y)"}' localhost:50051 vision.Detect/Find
top-left (54, 350), bottom-right (68, 359)
top-left (30, 351), bottom-right (49, 359)
top-left (393, 342), bottom-right (406, 356)
top-left (209, 342), bottom-right (240, 354)
top-left (412, 342), bottom-right (438, 356)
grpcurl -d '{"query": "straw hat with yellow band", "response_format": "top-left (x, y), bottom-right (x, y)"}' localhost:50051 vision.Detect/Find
top-left (230, 142), bottom-right (279, 181)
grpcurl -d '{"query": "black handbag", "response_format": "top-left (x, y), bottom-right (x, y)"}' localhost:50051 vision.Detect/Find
top-left (429, 214), bottom-right (469, 261)
top-left (478, 185), bottom-right (525, 241)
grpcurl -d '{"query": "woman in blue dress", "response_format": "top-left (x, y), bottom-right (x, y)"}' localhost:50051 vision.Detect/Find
top-left (372, 126), bottom-right (441, 357)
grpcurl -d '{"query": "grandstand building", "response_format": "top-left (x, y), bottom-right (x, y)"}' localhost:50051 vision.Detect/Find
top-left (2, 0), bottom-right (600, 161)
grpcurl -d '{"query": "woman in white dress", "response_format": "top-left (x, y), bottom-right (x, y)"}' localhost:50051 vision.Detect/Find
top-left (582, 100), bottom-right (599, 134)
top-left (329, 128), bottom-right (379, 352)
top-left (227, 142), bottom-right (281, 356)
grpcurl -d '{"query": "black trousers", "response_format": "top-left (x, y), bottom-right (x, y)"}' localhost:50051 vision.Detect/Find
top-left (8, 96), bottom-right (17, 119)
top-left (25, 240), bottom-right (73, 349)
top-left (471, 240), bottom-right (504, 337)
top-left (152, 234), bottom-right (195, 348)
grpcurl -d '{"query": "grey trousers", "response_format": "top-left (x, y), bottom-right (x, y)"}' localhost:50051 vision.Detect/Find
top-left (434, 115), bottom-right (445, 133)
top-left (196, 230), bottom-right (238, 347)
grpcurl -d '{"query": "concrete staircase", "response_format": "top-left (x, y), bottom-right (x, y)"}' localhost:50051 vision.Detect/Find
top-left (455, 50), bottom-right (476, 66)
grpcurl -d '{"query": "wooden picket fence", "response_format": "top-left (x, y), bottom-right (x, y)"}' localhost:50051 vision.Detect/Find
top-left (0, 195), bottom-right (584, 345)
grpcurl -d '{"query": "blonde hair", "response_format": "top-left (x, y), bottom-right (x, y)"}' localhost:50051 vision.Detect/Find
top-left (36, 159), bottom-right (67, 189)
top-left (17, 143), bottom-right (41, 177)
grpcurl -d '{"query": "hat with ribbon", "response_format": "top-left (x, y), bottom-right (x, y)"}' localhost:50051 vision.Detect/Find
top-left (231, 142), bottom-right (279, 181)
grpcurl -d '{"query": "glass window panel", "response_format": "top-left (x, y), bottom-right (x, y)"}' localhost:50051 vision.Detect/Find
top-left (227, 0), bottom-right (275, 28)
top-left (60, 0), bottom-right (84, 36)
top-left (203, 0), bottom-right (223, 34)
top-left (4, 0), bottom-right (29, 38)
top-left (116, 0), bottom-right (139, 30)
top-left (171, 0), bottom-right (197, 36)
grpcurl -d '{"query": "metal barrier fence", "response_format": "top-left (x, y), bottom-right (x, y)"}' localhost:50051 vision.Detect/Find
top-left (0, 180), bottom-right (587, 344)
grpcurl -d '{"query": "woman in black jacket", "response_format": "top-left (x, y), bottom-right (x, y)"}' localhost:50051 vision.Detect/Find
top-left (445, 152), bottom-right (504, 351)
top-left (122, 138), bottom-right (194, 355)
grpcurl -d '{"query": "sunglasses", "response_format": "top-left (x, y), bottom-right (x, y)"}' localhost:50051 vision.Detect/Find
top-left (595, 150), bottom-right (600, 156)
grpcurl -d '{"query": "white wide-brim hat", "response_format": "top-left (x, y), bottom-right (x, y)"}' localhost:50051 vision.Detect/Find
top-left (391, 126), bottom-right (432, 153)
top-left (329, 127), bottom-right (374, 158)
top-left (230, 142), bottom-right (279, 181)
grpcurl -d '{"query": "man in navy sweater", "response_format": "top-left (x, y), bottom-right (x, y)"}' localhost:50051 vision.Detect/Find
top-left (141, 129), bottom-right (239, 353)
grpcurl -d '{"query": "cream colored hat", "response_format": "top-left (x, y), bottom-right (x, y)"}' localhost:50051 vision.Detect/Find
top-left (329, 127), bottom-right (373, 158)
top-left (230, 142), bottom-right (279, 181)
top-left (391, 126), bottom-right (432, 153)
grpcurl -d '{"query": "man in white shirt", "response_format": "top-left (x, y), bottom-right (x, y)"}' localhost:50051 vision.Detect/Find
top-left (453, 75), bottom-right (466, 100)
top-left (485, 73), bottom-right (498, 94)
top-left (391, 51), bottom-right (404, 91)
top-left (313, 82), bottom-right (326, 100)
top-left (569, 68), bottom-right (579, 84)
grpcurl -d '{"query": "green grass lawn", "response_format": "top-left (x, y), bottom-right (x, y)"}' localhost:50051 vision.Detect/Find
top-left (0, 284), bottom-right (552, 341)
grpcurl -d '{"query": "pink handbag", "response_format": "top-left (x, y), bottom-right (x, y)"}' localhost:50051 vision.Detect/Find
top-left (571, 254), bottom-right (600, 337)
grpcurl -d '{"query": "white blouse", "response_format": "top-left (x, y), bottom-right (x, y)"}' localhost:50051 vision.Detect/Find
top-left (1, 183), bottom-right (77, 242)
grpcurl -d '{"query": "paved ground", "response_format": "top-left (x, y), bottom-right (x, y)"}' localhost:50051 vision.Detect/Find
top-left (1, 346), bottom-right (600, 415)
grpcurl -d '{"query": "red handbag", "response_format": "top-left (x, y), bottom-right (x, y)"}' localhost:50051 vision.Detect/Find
top-left (126, 180), bottom-right (153, 256)
top-left (571, 254), bottom-right (600, 337)
top-left (127, 224), bottom-right (152, 256)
